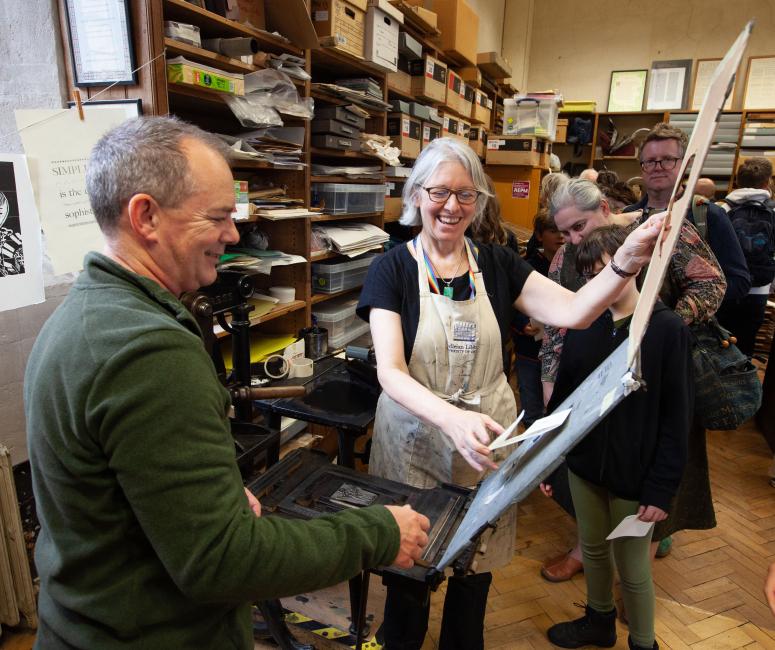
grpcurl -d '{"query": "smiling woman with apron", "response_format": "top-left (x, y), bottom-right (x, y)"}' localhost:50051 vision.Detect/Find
top-left (357, 139), bottom-right (666, 650)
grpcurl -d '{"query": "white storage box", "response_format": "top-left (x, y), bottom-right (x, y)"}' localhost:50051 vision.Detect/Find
top-left (311, 253), bottom-right (378, 293)
top-left (365, 0), bottom-right (403, 72)
top-left (311, 183), bottom-right (386, 214)
top-left (312, 296), bottom-right (360, 340)
top-left (504, 97), bottom-right (559, 140)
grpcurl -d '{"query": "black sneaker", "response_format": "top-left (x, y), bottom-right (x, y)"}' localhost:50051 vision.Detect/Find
top-left (547, 603), bottom-right (617, 648)
top-left (628, 635), bottom-right (659, 649)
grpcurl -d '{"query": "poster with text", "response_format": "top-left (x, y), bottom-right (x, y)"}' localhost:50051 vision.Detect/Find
top-left (0, 155), bottom-right (44, 312)
top-left (16, 107), bottom-right (134, 274)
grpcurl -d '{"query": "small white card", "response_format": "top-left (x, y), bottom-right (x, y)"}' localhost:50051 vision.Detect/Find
top-left (488, 411), bottom-right (524, 450)
top-left (606, 514), bottom-right (655, 540)
top-left (488, 408), bottom-right (571, 451)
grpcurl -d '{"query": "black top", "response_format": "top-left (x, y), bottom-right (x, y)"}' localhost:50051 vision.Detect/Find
top-left (548, 303), bottom-right (693, 511)
top-left (513, 249), bottom-right (551, 359)
top-left (357, 242), bottom-right (534, 364)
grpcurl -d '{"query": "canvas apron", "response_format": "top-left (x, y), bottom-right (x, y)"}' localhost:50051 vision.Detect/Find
top-left (370, 237), bottom-right (517, 572)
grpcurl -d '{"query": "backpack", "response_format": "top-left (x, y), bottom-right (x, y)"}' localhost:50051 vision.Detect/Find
top-left (567, 117), bottom-right (593, 157)
top-left (721, 198), bottom-right (775, 286)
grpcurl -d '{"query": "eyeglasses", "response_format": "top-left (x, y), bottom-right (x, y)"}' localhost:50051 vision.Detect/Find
top-left (423, 186), bottom-right (481, 205)
top-left (640, 156), bottom-right (682, 172)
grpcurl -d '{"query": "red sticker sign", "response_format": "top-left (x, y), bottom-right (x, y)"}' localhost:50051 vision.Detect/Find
top-left (512, 181), bottom-right (530, 199)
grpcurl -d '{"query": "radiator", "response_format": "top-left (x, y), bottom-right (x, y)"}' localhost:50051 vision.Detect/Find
top-left (0, 445), bottom-right (37, 631)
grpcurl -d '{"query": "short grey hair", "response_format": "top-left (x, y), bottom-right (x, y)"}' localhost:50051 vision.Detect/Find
top-left (550, 179), bottom-right (604, 217)
top-left (86, 115), bottom-right (231, 234)
top-left (399, 137), bottom-right (493, 227)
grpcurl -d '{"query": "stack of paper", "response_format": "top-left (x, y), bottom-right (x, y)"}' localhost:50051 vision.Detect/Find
top-left (311, 83), bottom-right (392, 112)
top-left (230, 127), bottom-right (306, 169)
top-left (311, 164), bottom-right (384, 179)
top-left (313, 223), bottom-right (389, 258)
top-left (253, 207), bottom-right (319, 220)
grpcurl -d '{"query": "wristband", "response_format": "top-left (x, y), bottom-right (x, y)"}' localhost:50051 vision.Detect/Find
top-left (609, 257), bottom-right (637, 278)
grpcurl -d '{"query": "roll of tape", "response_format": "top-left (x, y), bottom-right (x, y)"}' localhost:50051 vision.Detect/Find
top-left (289, 357), bottom-right (313, 378)
top-left (263, 354), bottom-right (290, 380)
top-left (269, 286), bottom-right (295, 304)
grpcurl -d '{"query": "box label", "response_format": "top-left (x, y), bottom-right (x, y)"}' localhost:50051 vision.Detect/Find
top-left (512, 181), bottom-right (530, 199)
top-left (487, 139), bottom-right (504, 150)
top-left (314, 10), bottom-right (329, 20)
top-left (425, 59), bottom-right (434, 78)
top-left (402, 117), bottom-right (410, 136)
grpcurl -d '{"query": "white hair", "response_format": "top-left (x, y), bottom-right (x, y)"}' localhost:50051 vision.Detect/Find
top-left (399, 137), bottom-right (493, 227)
top-left (550, 179), bottom-right (604, 217)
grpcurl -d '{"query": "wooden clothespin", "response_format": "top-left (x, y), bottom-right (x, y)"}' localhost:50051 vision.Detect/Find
top-left (72, 89), bottom-right (84, 121)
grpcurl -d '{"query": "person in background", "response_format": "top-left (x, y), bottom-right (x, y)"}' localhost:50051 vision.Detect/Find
top-left (765, 561), bottom-right (775, 616)
top-left (715, 157), bottom-right (775, 357)
top-left (596, 169), bottom-right (619, 188)
top-left (24, 116), bottom-right (431, 650)
top-left (579, 168), bottom-right (599, 183)
top-left (695, 177), bottom-right (718, 200)
top-left (541, 171), bottom-right (571, 208)
top-left (601, 182), bottom-right (639, 214)
top-left (544, 225), bottom-right (691, 650)
top-left (513, 210), bottom-right (565, 428)
top-left (538, 179), bottom-right (726, 582)
top-left (621, 123), bottom-right (749, 558)
top-left (356, 138), bottom-right (665, 650)
top-left (627, 176), bottom-right (647, 202)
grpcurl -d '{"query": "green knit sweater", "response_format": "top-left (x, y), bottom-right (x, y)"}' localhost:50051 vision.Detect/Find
top-left (24, 253), bottom-right (399, 649)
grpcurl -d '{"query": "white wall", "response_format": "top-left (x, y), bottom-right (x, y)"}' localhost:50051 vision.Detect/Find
top-left (522, 0), bottom-right (775, 108)
top-left (0, 0), bottom-right (68, 465)
top-left (466, 0), bottom-right (507, 55)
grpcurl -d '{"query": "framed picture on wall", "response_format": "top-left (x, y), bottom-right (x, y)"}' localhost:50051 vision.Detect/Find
top-left (63, 0), bottom-right (137, 87)
top-left (646, 59), bottom-right (692, 111)
top-left (66, 98), bottom-right (143, 118)
top-left (607, 70), bottom-right (648, 112)
top-left (743, 55), bottom-right (775, 109)
top-left (691, 58), bottom-right (736, 110)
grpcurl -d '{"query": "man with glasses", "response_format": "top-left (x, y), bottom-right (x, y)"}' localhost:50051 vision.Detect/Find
top-left (624, 122), bottom-right (750, 302)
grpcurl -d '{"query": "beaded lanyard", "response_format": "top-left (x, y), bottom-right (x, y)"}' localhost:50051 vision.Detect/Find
top-left (416, 236), bottom-right (476, 299)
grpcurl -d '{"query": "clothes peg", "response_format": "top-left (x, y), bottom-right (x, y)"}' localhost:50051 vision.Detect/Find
top-left (72, 89), bottom-right (84, 121)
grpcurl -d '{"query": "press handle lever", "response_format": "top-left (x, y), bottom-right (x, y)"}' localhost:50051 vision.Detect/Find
top-left (230, 386), bottom-right (306, 402)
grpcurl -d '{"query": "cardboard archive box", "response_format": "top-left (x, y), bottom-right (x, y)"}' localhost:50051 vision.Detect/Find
top-left (385, 179), bottom-right (404, 220)
top-left (422, 121), bottom-right (441, 149)
top-left (486, 135), bottom-right (552, 167)
top-left (409, 54), bottom-right (447, 103)
top-left (555, 118), bottom-right (568, 143)
top-left (469, 126), bottom-right (486, 157)
top-left (312, 0), bottom-right (367, 59)
top-left (445, 69), bottom-right (472, 118)
top-left (458, 66), bottom-right (482, 88)
top-left (365, 0), bottom-right (403, 71)
top-left (429, 0), bottom-right (478, 66)
top-left (440, 112), bottom-right (461, 140)
top-left (471, 89), bottom-right (492, 125)
top-left (388, 112), bottom-right (422, 159)
top-left (458, 118), bottom-right (471, 145)
top-left (387, 68), bottom-right (412, 95)
top-left (228, 0), bottom-right (266, 29)
top-left (476, 51), bottom-right (512, 79)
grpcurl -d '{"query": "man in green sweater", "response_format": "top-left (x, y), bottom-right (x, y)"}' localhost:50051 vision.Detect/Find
top-left (24, 116), bottom-right (430, 649)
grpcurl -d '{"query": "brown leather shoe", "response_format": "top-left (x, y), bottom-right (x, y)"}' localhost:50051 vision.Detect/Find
top-left (540, 552), bottom-right (584, 582)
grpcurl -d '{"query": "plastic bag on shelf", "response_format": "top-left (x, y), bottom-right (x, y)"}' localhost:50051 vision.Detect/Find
top-left (224, 95), bottom-right (283, 128)
top-left (244, 69), bottom-right (314, 119)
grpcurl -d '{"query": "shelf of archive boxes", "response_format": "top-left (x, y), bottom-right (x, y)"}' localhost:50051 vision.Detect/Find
top-left (160, 0), bottom-right (314, 338)
top-left (307, 46), bottom-right (390, 312)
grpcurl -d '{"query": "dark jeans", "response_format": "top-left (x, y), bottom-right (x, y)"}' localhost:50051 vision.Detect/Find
top-left (716, 293), bottom-right (768, 358)
top-left (380, 572), bottom-right (492, 650)
top-left (514, 355), bottom-right (544, 428)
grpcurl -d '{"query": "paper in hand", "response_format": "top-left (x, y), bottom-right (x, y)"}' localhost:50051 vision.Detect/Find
top-left (606, 514), bottom-right (655, 540)
top-left (488, 411), bottom-right (524, 450)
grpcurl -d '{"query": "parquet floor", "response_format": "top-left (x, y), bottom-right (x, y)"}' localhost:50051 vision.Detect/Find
top-left (3, 420), bottom-right (774, 649)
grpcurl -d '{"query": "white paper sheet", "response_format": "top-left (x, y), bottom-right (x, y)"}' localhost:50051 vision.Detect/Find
top-left (0, 155), bottom-right (44, 312)
top-left (488, 408), bottom-right (571, 451)
top-left (16, 107), bottom-right (136, 274)
top-left (606, 514), bottom-right (655, 540)
top-left (488, 410), bottom-right (524, 450)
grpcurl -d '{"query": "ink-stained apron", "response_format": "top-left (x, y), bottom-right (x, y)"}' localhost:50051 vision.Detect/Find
top-left (370, 237), bottom-right (517, 571)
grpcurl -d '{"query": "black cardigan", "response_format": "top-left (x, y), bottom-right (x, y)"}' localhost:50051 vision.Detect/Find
top-left (548, 303), bottom-right (693, 511)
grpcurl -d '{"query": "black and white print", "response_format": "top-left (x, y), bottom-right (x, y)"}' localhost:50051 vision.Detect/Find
top-left (0, 161), bottom-right (24, 277)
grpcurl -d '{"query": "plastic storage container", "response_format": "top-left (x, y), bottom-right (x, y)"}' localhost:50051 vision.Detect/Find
top-left (311, 183), bottom-right (386, 214)
top-left (328, 318), bottom-right (370, 350)
top-left (311, 253), bottom-right (377, 294)
top-left (312, 296), bottom-right (359, 341)
top-left (504, 97), bottom-right (559, 140)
